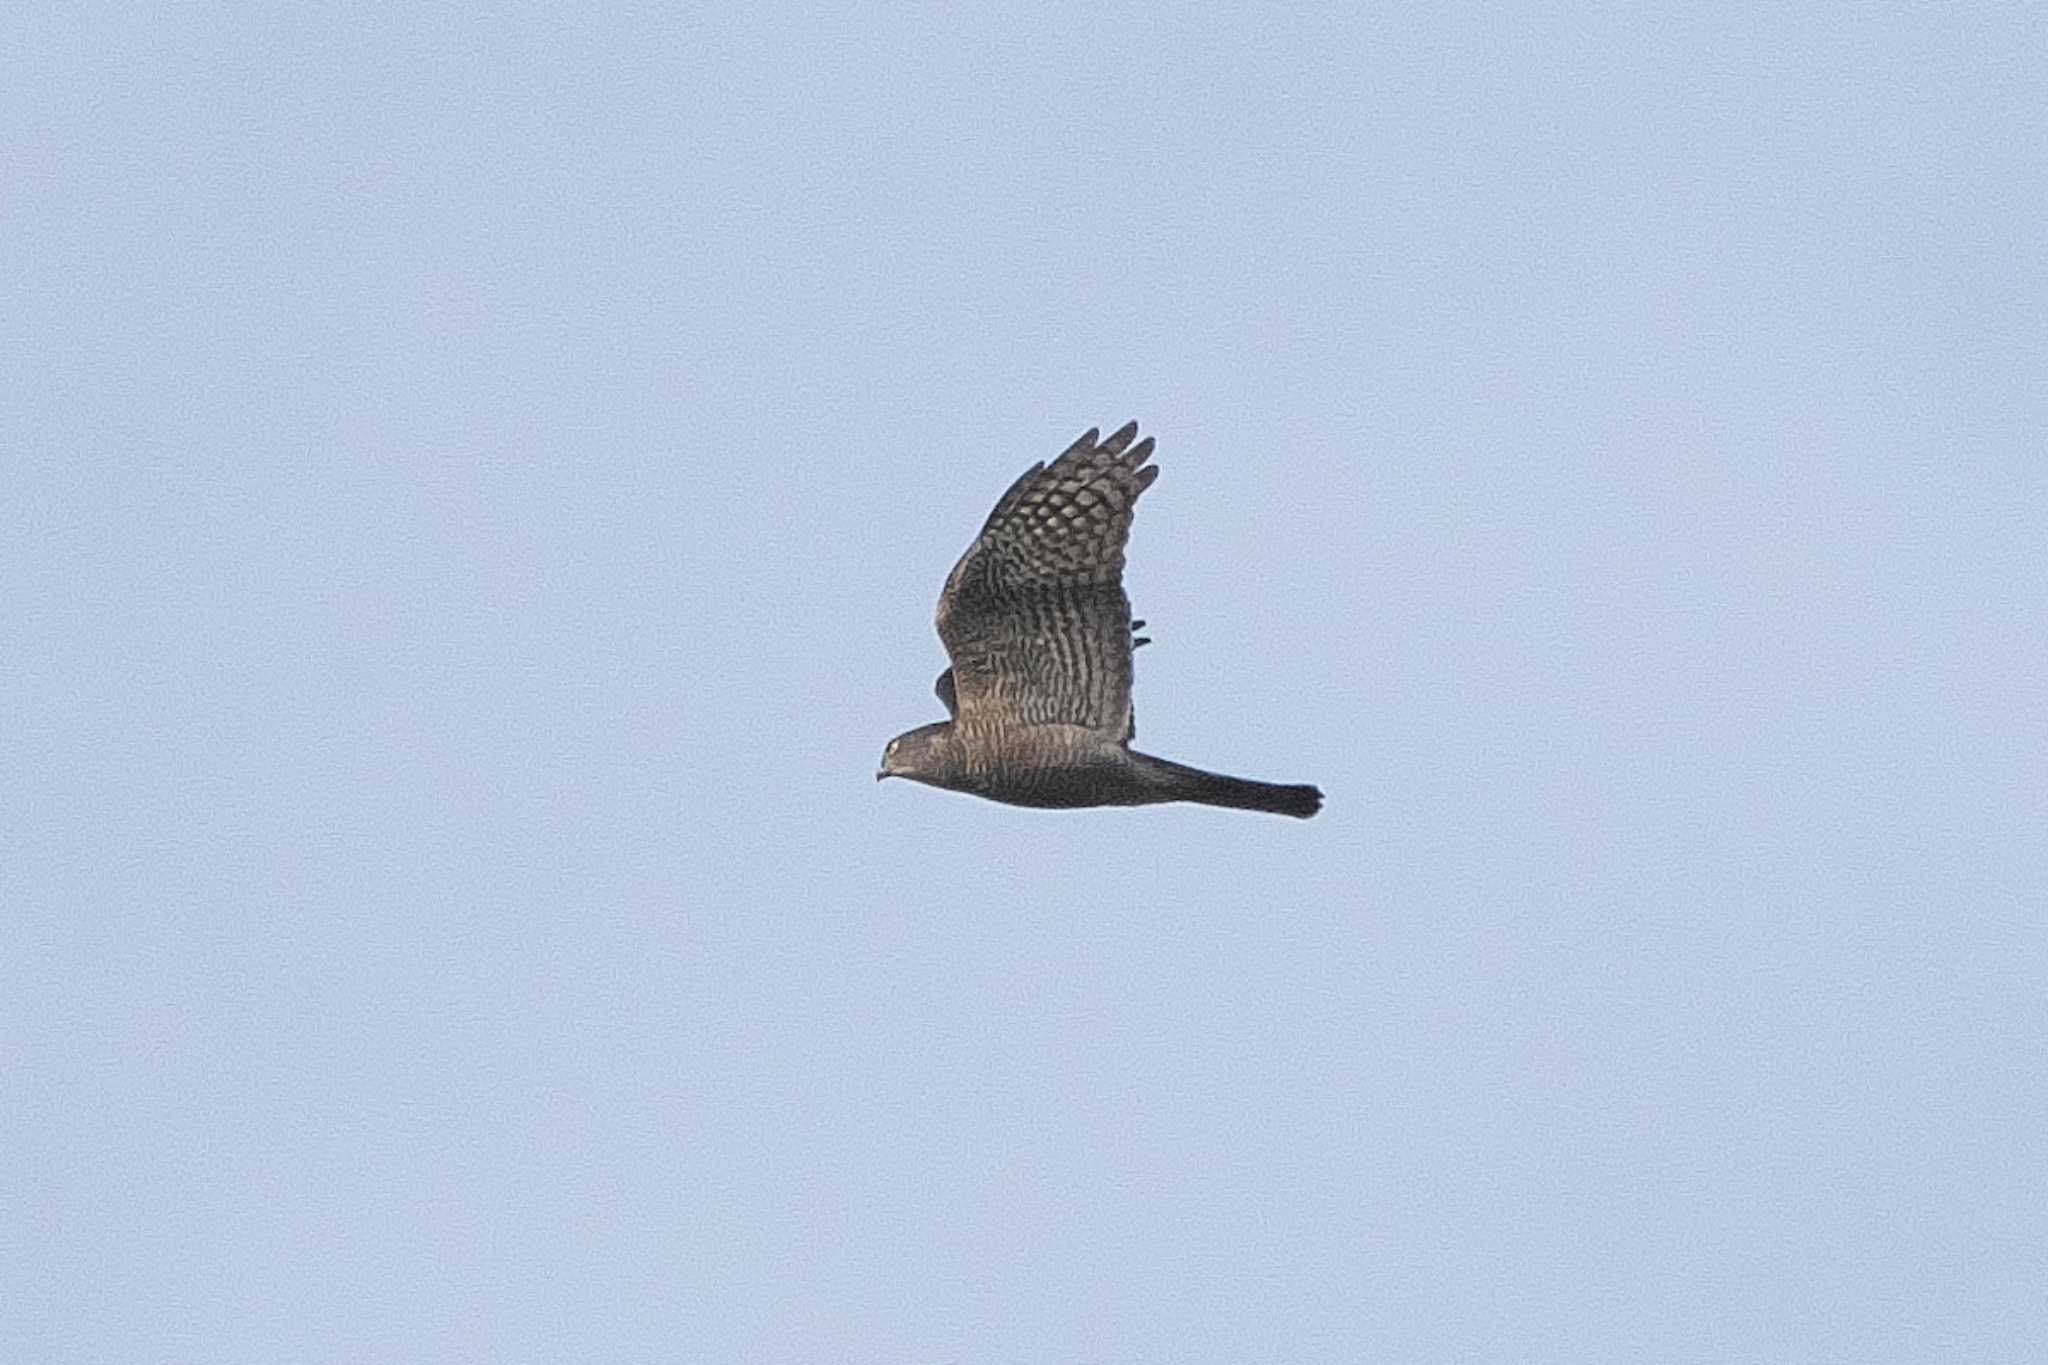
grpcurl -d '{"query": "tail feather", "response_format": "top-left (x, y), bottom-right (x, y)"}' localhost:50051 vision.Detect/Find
top-left (1133, 753), bottom-right (1324, 819)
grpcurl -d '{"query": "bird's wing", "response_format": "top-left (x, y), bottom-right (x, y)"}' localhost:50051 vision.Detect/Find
top-left (935, 422), bottom-right (1158, 738)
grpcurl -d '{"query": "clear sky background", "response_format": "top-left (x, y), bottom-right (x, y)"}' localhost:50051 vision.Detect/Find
top-left (6, 5), bottom-right (2044, 1361)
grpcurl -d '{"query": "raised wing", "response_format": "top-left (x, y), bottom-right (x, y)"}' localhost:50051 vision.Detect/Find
top-left (935, 422), bottom-right (1158, 738)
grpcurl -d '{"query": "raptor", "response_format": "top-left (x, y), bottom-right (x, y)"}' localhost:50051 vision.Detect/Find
top-left (877, 422), bottom-right (1323, 818)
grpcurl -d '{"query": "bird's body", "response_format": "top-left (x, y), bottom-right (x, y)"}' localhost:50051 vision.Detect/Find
top-left (879, 423), bottom-right (1323, 819)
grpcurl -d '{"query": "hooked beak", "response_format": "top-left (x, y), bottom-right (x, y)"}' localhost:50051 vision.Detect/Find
top-left (875, 769), bottom-right (891, 782)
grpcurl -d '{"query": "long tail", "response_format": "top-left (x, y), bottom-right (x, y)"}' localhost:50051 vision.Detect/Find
top-left (1131, 753), bottom-right (1324, 819)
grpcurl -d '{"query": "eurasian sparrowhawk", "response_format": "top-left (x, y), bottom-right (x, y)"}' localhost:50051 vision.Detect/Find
top-left (878, 423), bottom-right (1323, 818)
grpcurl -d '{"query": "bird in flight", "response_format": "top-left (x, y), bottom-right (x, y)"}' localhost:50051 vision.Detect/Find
top-left (878, 422), bottom-right (1323, 818)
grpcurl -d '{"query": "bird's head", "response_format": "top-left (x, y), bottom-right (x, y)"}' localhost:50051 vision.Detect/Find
top-left (877, 722), bottom-right (953, 783)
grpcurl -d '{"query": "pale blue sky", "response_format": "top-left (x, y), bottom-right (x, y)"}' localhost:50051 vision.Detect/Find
top-left (6, 4), bottom-right (2044, 1361)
